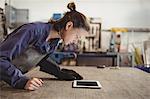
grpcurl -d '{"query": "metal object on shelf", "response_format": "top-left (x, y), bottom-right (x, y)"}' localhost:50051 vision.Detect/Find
top-left (117, 52), bottom-right (135, 67)
top-left (83, 18), bottom-right (101, 52)
top-left (76, 52), bottom-right (118, 67)
top-left (0, 7), bottom-right (7, 42)
top-left (5, 4), bottom-right (29, 29)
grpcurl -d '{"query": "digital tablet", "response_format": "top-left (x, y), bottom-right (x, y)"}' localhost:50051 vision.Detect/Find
top-left (72, 80), bottom-right (102, 89)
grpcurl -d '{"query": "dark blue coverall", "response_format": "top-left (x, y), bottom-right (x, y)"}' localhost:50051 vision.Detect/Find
top-left (0, 22), bottom-right (55, 89)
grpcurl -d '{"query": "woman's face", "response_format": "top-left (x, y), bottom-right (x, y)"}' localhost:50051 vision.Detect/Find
top-left (62, 28), bottom-right (88, 45)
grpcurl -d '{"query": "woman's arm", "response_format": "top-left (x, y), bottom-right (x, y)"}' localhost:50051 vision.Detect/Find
top-left (0, 25), bottom-right (39, 89)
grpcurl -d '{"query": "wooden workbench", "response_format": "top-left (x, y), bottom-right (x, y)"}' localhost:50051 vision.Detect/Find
top-left (0, 66), bottom-right (150, 99)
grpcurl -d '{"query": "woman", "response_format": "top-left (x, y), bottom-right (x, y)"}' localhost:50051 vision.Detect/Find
top-left (0, 2), bottom-right (89, 91)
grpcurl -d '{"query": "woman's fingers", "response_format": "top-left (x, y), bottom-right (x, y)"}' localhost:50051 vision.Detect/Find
top-left (28, 84), bottom-right (39, 90)
top-left (25, 78), bottom-right (44, 91)
top-left (39, 79), bottom-right (44, 84)
top-left (33, 78), bottom-right (43, 86)
top-left (31, 79), bottom-right (41, 87)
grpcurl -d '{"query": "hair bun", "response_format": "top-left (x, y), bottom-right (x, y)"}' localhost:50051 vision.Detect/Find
top-left (67, 2), bottom-right (76, 11)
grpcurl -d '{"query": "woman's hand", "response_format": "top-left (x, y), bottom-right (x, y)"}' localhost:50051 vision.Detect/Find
top-left (24, 78), bottom-right (44, 91)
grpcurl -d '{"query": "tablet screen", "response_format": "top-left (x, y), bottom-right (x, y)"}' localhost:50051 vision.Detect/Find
top-left (77, 81), bottom-right (98, 86)
top-left (73, 80), bottom-right (102, 89)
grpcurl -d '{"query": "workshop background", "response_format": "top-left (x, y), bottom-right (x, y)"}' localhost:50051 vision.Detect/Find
top-left (0, 0), bottom-right (150, 68)
top-left (0, 0), bottom-right (150, 99)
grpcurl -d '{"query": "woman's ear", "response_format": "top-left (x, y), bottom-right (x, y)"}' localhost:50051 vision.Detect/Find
top-left (65, 21), bottom-right (73, 30)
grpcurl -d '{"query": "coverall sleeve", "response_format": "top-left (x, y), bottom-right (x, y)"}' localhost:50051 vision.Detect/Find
top-left (0, 26), bottom-right (37, 89)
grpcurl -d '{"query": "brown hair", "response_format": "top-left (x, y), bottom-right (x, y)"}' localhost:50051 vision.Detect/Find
top-left (49, 2), bottom-right (90, 32)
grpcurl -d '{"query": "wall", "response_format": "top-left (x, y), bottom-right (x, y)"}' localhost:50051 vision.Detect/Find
top-left (0, 0), bottom-right (16, 9)
top-left (0, 0), bottom-right (5, 9)
top-left (7, 0), bottom-right (150, 50)
top-left (11, 0), bottom-right (150, 28)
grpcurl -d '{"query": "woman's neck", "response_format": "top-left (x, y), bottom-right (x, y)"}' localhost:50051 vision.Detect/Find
top-left (46, 30), bottom-right (61, 42)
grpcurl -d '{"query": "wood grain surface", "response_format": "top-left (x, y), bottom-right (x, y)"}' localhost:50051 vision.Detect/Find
top-left (0, 66), bottom-right (150, 99)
